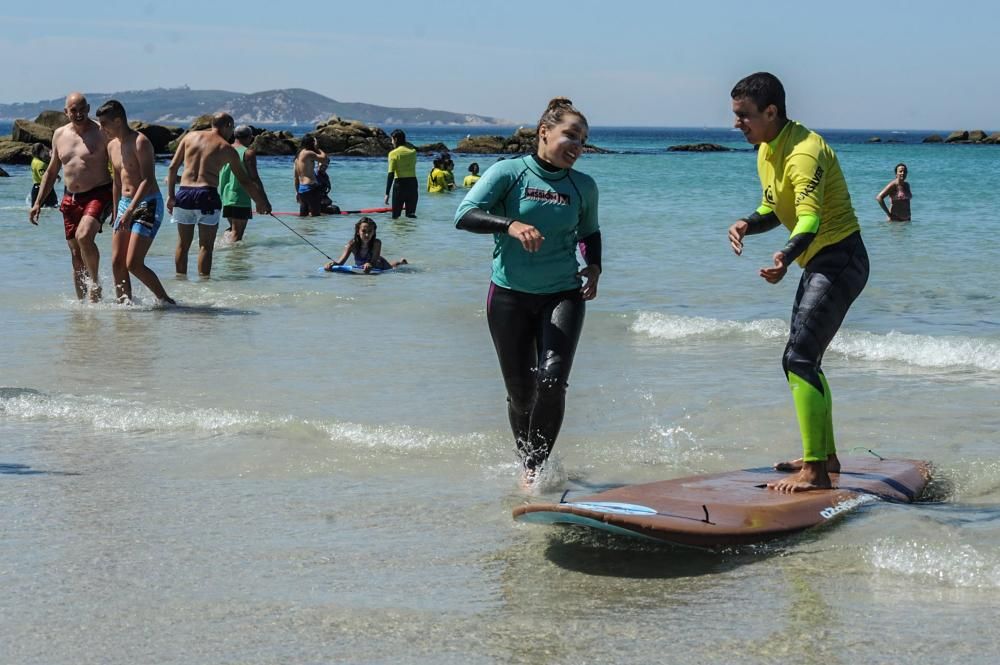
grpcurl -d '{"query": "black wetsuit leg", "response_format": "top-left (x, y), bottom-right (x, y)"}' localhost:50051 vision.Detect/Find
top-left (783, 232), bottom-right (870, 388)
top-left (390, 181), bottom-right (404, 218)
top-left (392, 177), bottom-right (418, 218)
top-left (486, 283), bottom-right (586, 471)
top-left (782, 232), bottom-right (869, 460)
top-left (31, 183), bottom-right (58, 208)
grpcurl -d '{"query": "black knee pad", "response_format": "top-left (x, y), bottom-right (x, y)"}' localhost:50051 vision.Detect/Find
top-left (782, 345), bottom-right (822, 391)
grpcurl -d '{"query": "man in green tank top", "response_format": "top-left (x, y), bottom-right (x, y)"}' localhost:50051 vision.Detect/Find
top-left (218, 126), bottom-right (265, 242)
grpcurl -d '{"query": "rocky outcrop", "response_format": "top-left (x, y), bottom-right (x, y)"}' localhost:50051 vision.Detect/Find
top-left (415, 142), bottom-right (450, 154)
top-left (454, 134), bottom-right (507, 153)
top-left (866, 137), bottom-right (882, 143)
top-left (926, 130), bottom-right (998, 145)
top-left (454, 127), bottom-right (608, 154)
top-left (12, 119), bottom-right (55, 146)
top-left (668, 143), bottom-right (732, 152)
top-left (312, 116), bottom-right (393, 156)
top-left (189, 114), bottom-right (215, 131)
top-left (249, 130), bottom-right (298, 156)
top-left (0, 140), bottom-right (33, 164)
top-left (130, 121), bottom-right (184, 154)
top-left (34, 110), bottom-right (69, 130)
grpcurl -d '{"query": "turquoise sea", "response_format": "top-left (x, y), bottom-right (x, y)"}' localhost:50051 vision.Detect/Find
top-left (1, 123), bottom-right (998, 664)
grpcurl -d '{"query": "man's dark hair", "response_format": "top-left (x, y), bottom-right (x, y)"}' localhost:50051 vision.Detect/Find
top-left (731, 72), bottom-right (786, 120)
top-left (390, 129), bottom-right (406, 143)
top-left (301, 134), bottom-right (317, 151)
top-left (95, 99), bottom-right (127, 122)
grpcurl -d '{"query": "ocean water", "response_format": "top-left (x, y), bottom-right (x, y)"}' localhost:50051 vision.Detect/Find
top-left (1, 125), bottom-right (999, 664)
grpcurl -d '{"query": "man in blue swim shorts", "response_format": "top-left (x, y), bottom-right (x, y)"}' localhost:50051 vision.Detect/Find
top-left (166, 112), bottom-right (271, 276)
top-left (96, 99), bottom-right (175, 304)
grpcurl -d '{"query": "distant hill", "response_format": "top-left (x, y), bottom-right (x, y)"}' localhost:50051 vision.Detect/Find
top-left (0, 87), bottom-right (508, 126)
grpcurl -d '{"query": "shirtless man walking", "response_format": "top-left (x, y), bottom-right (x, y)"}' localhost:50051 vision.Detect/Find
top-left (294, 134), bottom-right (328, 217)
top-left (95, 99), bottom-right (174, 305)
top-left (166, 112), bottom-right (271, 276)
top-left (29, 92), bottom-right (112, 301)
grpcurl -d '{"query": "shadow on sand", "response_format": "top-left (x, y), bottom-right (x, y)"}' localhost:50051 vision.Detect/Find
top-left (0, 463), bottom-right (80, 477)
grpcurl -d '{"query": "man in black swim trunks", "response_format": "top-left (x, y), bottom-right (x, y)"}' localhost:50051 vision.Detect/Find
top-left (166, 113), bottom-right (271, 276)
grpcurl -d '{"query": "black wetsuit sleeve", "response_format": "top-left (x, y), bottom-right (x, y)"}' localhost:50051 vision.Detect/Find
top-left (779, 233), bottom-right (816, 265)
top-left (385, 173), bottom-right (395, 197)
top-left (455, 208), bottom-right (514, 234)
top-left (578, 230), bottom-right (602, 270)
top-left (743, 209), bottom-right (781, 235)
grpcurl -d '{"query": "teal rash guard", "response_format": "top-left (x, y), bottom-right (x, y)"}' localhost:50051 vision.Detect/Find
top-left (454, 156), bottom-right (600, 294)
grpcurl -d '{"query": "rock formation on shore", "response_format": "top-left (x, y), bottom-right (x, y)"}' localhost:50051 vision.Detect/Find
top-left (667, 143), bottom-right (731, 152)
top-left (311, 117), bottom-right (393, 156)
top-left (453, 127), bottom-right (608, 155)
top-left (0, 110), bottom-right (182, 163)
top-left (924, 129), bottom-right (999, 144)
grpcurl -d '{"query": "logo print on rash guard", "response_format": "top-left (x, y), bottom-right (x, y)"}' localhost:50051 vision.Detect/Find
top-left (795, 166), bottom-right (824, 205)
top-left (525, 187), bottom-right (570, 205)
top-left (764, 185), bottom-right (775, 205)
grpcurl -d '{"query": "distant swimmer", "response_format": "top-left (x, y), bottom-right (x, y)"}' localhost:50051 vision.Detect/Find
top-left (316, 162), bottom-right (341, 215)
top-left (427, 156), bottom-right (450, 193)
top-left (384, 129), bottom-right (419, 219)
top-left (219, 125), bottom-right (265, 242)
top-left (294, 134), bottom-right (328, 217)
top-left (463, 162), bottom-right (481, 188)
top-left (28, 92), bottom-right (112, 301)
top-left (876, 162), bottom-right (912, 222)
top-left (455, 97), bottom-right (601, 487)
top-left (323, 217), bottom-right (407, 273)
top-left (166, 112), bottom-right (271, 277)
top-left (442, 155), bottom-right (456, 190)
top-left (96, 99), bottom-right (174, 305)
top-left (29, 143), bottom-right (58, 208)
top-left (727, 72), bottom-right (869, 493)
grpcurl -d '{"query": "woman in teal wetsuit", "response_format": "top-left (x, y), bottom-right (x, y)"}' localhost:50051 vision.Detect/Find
top-left (455, 97), bottom-right (602, 486)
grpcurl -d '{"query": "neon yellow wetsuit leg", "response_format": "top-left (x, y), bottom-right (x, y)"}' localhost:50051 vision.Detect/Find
top-left (788, 372), bottom-right (828, 462)
top-left (782, 235), bottom-right (868, 463)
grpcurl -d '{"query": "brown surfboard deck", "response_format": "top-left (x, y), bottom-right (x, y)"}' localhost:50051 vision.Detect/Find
top-left (513, 457), bottom-right (931, 549)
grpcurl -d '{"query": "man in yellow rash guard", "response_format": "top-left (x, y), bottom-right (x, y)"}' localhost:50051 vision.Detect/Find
top-left (384, 129), bottom-right (418, 219)
top-left (727, 72), bottom-right (870, 493)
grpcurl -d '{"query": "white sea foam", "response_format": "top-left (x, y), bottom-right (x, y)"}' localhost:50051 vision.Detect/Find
top-left (0, 388), bottom-right (489, 454)
top-left (631, 312), bottom-right (1000, 372)
top-left (869, 539), bottom-right (1000, 589)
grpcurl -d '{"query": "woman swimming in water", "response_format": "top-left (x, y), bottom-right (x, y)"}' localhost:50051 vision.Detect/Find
top-left (876, 162), bottom-right (912, 222)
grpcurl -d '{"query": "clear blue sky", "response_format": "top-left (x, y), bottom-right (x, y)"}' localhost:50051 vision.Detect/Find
top-left (4, 0), bottom-right (997, 129)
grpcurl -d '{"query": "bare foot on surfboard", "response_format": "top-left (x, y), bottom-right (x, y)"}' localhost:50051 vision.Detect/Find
top-left (775, 454), bottom-right (841, 474)
top-left (768, 463), bottom-right (832, 493)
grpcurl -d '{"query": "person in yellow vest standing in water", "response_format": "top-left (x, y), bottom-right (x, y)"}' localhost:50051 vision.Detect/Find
top-left (29, 143), bottom-right (59, 208)
top-left (384, 129), bottom-right (418, 219)
top-left (727, 72), bottom-right (869, 493)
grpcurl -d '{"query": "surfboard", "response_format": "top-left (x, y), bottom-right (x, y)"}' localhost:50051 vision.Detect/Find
top-left (321, 265), bottom-right (387, 275)
top-left (272, 207), bottom-right (392, 217)
top-left (513, 456), bottom-right (930, 549)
